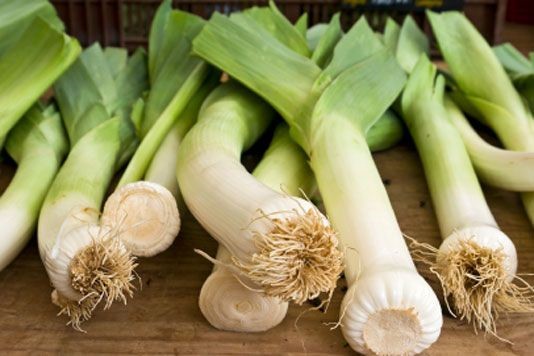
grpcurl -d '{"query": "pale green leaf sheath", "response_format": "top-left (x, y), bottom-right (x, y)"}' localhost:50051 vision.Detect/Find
top-left (178, 82), bottom-right (343, 306)
top-left (0, 105), bottom-right (67, 272)
top-left (401, 55), bottom-right (532, 337)
top-left (428, 11), bottom-right (534, 225)
top-left (392, 16), bottom-right (534, 194)
top-left (193, 12), bottom-right (442, 354)
top-left (101, 1), bottom-right (214, 257)
top-left (38, 44), bottom-right (148, 330)
top-left (0, 6), bottom-right (80, 149)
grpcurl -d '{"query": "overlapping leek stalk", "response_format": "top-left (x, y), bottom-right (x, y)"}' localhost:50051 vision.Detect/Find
top-left (193, 9), bottom-right (442, 354)
top-left (0, 1), bottom-right (80, 149)
top-left (178, 81), bottom-right (343, 306)
top-left (427, 11), bottom-right (534, 225)
top-left (400, 53), bottom-right (533, 337)
top-left (38, 44), bottom-right (148, 330)
top-left (0, 104), bottom-right (68, 272)
top-left (101, 0), bottom-right (216, 257)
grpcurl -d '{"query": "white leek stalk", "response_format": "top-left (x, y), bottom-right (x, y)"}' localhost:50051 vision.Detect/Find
top-left (401, 54), bottom-right (532, 336)
top-left (0, 8), bottom-right (80, 149)
top-left (427, 11), bottom-right (534, 225)
top-left (199, 125), bottom-right (304, 332)
top-left (193, 11), bottom-right (442, 354)
top-left (0, 104), bottom-right (67, 272)
top-left (101, 0), bottom-right (215, 256)
top-left (38, 44), bottom-right (147, 330)
top-left (178, 82), bottom-right (343, 305)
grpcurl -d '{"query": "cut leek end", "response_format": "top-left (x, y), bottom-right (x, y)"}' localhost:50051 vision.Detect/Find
top-left (411, 226), bottom-right (534, 337)
top-left (341, 270), bottom-right (442, 355)
top-left (45, 224), bottom-right (138, 331)
top-left (235, 205), bottom-right (343, 305)
top-left (199, 271), bottom-right (288, 332)
top-left (102, 181), bottom-right (180, 257)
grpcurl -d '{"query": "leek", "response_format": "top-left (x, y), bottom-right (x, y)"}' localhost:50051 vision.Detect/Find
top-left (193, 11), bottom-right (442, 355)
top-left (0, 104), bottom-right (67, 272)
top-left (0, 14), bottom-right (80, 148)
top-left (400, 54), bottom-right (532, 336)
top-left (38, 44), bottom-right (147, 330)
top-left (178, 82), bottom-right (343, 305)
top-left (101, 0), bottom-right (215, 256)
top-left (427, 11), bottom-right (534, 225)
top-left (199, 125), bottom-right (305, 332)
top-left (104, 79), bottom-right (218, 258)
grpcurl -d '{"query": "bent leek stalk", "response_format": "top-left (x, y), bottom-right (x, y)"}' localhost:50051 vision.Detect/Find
top-left (178, 82), bottom-right (344, 306)
top-left (38, 44), bottom-right (147, 330)
top-left (0, 104), bottom-right (68, 272)
top-left (193, 12), bottom-right (442, 355)
top-left (427, 10), bottom-right (534, 225)
top-left (401, 54), bottom-right (533, 337)
top-left (198, 125), bottom-right (300, 332)
top-left (101, 0), bottom-right (215, 257)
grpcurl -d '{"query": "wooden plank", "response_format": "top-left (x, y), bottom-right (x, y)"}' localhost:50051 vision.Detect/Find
top-left (0, 142), bottom-right (532, 354)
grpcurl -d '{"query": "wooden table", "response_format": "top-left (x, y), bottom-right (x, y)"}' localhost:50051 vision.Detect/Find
top-left (0, 142), bottom-right (532, 355)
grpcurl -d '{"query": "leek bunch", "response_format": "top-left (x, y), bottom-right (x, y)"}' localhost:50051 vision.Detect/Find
top-left (192, 4), bottom-right (443, 353)
top-left (38, 44), bottom-right (148, 330)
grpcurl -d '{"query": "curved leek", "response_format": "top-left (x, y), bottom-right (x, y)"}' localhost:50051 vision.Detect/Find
top-left (178, 82), bottom-right (343, 305)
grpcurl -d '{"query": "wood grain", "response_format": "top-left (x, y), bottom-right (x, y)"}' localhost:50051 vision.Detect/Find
top-left (0, 141), bottom-right (532, 355)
